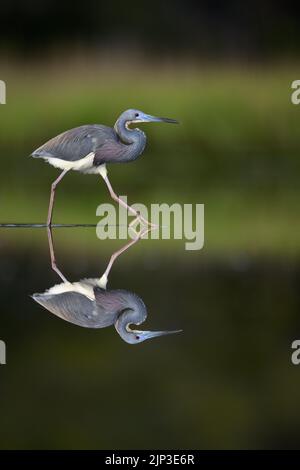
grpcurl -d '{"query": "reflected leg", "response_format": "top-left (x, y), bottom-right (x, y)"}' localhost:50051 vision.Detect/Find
top-left (47, 226), bottom-right (68, 283)
top-left (99, 227), bottom-right (153, 288)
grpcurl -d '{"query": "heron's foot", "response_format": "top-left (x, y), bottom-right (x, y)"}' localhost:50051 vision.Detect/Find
top-left (128, 223), bottom-right (158, 241)
top-left (139, 214), bottom-right (159, 229)
top-left (130, 212), bottom-right (159, 231)
top-left (129, 215), bottom-right (141, 233)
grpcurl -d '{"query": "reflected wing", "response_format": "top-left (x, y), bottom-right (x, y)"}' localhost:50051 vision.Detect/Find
top-left (32, 291), bottom-right (102, 328)
top-left (31, 124), bottom-right (117, 162)
top-left (93, 287), bottom-right (126, 316)
top-left (93, 287), bottom-right (147, 323)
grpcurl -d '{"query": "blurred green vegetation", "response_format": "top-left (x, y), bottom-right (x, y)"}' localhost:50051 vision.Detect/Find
top-left (0, 61), bottom-right (300, 255)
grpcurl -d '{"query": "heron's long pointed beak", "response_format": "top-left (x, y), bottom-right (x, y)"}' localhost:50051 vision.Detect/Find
top-left (143, 329), bottom-right (183, 340)
top-left (141, 113), bottom-right (179, 124)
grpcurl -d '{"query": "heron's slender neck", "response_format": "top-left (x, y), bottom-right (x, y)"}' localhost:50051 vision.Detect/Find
top-left (114, 116), bottom-right (146, 158)
top-left (115, 310), bottom-right (139, 342)
top-left (114, 294), bottom-right (147, 342)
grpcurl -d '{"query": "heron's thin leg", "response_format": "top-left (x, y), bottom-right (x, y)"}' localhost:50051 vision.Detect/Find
top-left (47, 169), bottom-right (69, 226)
top-left (99, 171), bottom-right (157, 229)
top-left (47, 226), bottom-right (68, 283)
top-left (99, 227), bottom-right (153, 288)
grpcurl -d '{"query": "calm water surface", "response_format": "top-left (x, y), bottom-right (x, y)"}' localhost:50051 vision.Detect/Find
top-left (0, 227), bottom-right (300, 449)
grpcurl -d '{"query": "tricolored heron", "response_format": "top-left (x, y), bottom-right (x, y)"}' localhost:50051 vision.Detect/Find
top-left (31, 109), bottom-right (178, 227)
top-left (32, 227), bottom-right (182, 344)
top-left (32, 281), bottom-right (181, 345)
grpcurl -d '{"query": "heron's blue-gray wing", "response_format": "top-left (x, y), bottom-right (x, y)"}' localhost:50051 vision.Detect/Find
top-left (92, 286), bottom-right (126, 324)
top-left (93, 287), bottom-right (147, 323)
top-left (93, 139), bottom-right (130, 165)
top-left (32, 291), bottom-right (111, 328)
top-left (31, 125), bottom-right (117, 162)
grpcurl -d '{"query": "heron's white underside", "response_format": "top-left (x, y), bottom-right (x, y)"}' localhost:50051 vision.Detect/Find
top-left (47, 278), bottom-right (103, 300)
top-left (44, 152), bottom-right (100, 174)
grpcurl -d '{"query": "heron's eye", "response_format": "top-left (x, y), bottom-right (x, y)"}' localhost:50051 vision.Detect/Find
top-left (135, 113), bottom-right (139, 117)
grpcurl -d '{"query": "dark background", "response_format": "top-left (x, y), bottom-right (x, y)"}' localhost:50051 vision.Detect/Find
top-left (1, 1), bottom-right (299, 60)
top-left (0, 0), bottom-right (300, 450)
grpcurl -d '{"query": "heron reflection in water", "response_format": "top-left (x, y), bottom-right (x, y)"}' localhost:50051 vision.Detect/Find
top-left (32, 228), bottom-right (182, 344)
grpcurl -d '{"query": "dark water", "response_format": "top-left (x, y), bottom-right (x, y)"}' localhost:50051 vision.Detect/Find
top-left (0, 228), bottom-right (300, 449)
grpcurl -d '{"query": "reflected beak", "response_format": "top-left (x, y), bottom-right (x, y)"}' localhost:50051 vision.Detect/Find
top-left (142, 329), bottom-right (183, 341)
top-left (140, 113), bottom-right (179, 124)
